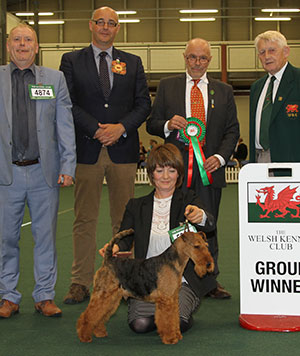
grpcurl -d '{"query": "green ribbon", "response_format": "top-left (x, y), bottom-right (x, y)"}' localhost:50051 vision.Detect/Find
top-left (190, 136), bottom-right (211, 186)
top-left (179, 118), bottom-right (212, 187)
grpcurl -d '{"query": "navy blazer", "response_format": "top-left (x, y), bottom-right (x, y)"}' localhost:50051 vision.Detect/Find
top-left (60, 45), bottom-right (151, 164)
top-left (117, 188), bottom-right (217, 298)
top-left (146, 74), bottom-right (239, 188)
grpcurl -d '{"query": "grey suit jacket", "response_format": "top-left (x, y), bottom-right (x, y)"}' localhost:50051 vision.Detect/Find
top-left (146, 73), bottom-right (240, 188)
top-left (0, 64), bottom-right (76, 187)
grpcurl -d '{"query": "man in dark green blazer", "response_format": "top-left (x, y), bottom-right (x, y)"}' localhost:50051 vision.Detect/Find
top-left (250, 30), bottom-right (300, 164)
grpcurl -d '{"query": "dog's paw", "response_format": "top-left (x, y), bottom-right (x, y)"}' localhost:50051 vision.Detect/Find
top-left (77, 333), bottom-right (93, 343)
top-left (93, 329), bottom-right (108, 338)
top-left (161, 332), bottom-right (182, 345)
top-left (161, 336), bottom-right (180, 344)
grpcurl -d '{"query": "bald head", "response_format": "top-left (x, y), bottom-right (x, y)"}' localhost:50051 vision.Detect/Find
top-left (89, 6), bottom-right (120, 49)
top-left (91, 6), bottom-right (119, 23)
top-left (184, 38), bottom-right (212, 79)
top-left (185, 38), bottom-right (211, 55)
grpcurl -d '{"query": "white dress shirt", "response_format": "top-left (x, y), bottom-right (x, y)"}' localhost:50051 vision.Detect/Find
top-left (164, 71), bottom-right (225, 166)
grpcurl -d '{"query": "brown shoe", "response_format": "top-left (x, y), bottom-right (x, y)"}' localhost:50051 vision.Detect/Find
top-left (0, 299), bottom-right (19, 318)
top-left (207, 283), bottom-right (231, 299)
top-left (63, 283), bottom-right (90, 305)
top-left (35, 300), bottom-right (62, 317)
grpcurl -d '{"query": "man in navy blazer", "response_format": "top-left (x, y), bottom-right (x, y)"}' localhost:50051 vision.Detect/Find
top-left (0, 24), bottom-right (76, 318)
top-left (147, 38), bottom-right (239, 299)
top-left (249, 30), bottom-right (300, 165)
top-left (60, 6), bottom-right (151, 304)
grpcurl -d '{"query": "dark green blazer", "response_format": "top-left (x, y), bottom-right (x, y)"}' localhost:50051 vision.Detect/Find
top-left (249, 62), bottom-right (300, 163)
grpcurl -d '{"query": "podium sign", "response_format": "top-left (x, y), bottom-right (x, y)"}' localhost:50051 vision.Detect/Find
top-left (239, 163), bottom-right (300, 331)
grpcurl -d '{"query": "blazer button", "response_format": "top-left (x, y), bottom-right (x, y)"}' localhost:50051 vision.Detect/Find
top-left (104, 103), bottom-right (109, 108)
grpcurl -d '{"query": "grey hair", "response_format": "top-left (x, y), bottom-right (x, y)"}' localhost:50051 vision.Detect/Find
top-left (8, 23), bottom-right (38, 42)
top-left (254, 30), bottom-right (288, 49)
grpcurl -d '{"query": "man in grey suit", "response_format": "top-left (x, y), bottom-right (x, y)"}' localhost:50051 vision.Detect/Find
top-left (0, 24), bottom-right (76, 318)
top-left (147, 38), bottom-right (239, 299)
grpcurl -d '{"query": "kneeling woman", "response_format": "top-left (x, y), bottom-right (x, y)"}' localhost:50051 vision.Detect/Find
top-left (100, 143), bottom-right (216, 333)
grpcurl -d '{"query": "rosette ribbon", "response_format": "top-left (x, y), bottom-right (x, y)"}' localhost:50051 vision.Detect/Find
top-left (179, 117), bottom-right (213, 187)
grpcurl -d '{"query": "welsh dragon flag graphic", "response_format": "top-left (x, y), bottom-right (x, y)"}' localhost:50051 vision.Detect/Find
top-left (247, 183), bottom-right (300, 223)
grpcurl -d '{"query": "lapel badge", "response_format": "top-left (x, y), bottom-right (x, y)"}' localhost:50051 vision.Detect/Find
top-left (210, 90), bottom-right (215, 108)
top-left (112, 58), bottom-right (126, 75)
top-left (286, 104), bottom-right (299, 118)
top-left (278, 96), bottom-right (283, 101)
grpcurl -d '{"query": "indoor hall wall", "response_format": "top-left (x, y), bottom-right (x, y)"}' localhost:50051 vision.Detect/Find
top-left (121, 0), bottom-right (157, 43)
top-left (225, 0), bottom-right (251, 41)
top-left (63, 0), bottom-right (91, 43)
top-left (251, 0), bottom-right (300, 40)
top-left (31, 0), bottom-right (61, 43)
top-left (7, 0), bottom-right (300, 43)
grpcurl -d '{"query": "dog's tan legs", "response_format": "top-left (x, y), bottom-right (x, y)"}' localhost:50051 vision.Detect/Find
top-left (77, 290), bottom-right (122, 342)
top-left (93, 291), bottom-right (123, 338)
top-left (155, 295), bottom-right (182, 344)
top-left (76, 294), bottom-right (104, 342)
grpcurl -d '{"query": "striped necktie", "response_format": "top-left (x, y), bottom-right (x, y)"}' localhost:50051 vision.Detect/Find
top-left (259, 76), bottom-right (276, 150)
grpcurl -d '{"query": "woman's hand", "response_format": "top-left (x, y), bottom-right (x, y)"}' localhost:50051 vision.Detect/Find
top-left (184, 205), bottom-right (204, 224)
top-left (99, 243), bottom-right (120, 257)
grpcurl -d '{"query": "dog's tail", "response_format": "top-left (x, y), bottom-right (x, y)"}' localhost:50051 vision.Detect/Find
top-left (104, 228), bottom-right (134, 260)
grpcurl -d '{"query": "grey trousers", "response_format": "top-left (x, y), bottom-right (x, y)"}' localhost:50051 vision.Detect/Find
top-left (127, 282), bottom-right (200, 324)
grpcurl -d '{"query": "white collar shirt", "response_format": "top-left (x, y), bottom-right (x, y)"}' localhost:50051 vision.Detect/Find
top-left (185, 71), bottom-right (209, 119)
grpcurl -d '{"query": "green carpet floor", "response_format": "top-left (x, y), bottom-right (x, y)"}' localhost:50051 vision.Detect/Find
top-left (1, 184), bottom-right (299, 356)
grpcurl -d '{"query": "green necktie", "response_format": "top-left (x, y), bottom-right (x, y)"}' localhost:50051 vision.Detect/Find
top-left (259, 76), bottom-right (276, 150)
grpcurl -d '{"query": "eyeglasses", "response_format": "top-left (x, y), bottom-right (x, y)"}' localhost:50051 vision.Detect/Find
top-left (91, 18), bottom-right (118, 27)
top-left (185, 54), bottom-right (210, 64)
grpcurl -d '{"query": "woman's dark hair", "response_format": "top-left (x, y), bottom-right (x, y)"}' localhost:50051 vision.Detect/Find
top-left (147, 143), bottom-right (184, 187)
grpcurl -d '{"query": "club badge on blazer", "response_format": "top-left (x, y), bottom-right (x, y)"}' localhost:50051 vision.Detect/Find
top-left (286, 104), bottom-right (299, 119)
top-left (112, 59), bottom-right (126, 75)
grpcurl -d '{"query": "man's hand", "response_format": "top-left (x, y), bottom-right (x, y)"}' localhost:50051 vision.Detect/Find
top-left (94, 123), bottom-right (125, 146)
top-left (167, 115), bottom-right (188, 131)
top-left (203, 156), bottom-right (221, 174)
top-left (57, 174), bottom-right (73, 187)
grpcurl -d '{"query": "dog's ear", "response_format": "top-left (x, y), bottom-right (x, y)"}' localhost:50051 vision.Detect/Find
top-left (181, 232), bottom-right (191, 242)
top-left (197, 231), bottom-right (207, 241)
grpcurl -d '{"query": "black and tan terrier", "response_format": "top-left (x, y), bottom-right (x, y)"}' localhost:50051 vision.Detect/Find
top-left (76, 228), bottom-right (214, 345)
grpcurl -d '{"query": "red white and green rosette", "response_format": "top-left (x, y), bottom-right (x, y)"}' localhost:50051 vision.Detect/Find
top-left (179, 117), bottom-right (213, 187)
